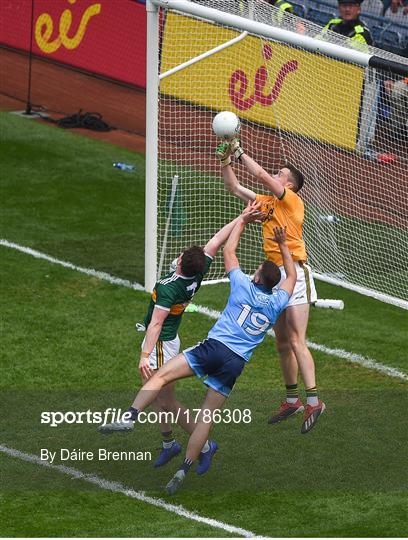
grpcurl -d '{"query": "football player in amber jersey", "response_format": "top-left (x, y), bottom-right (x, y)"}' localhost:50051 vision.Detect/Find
top-left (216, 138), bottom-right (325, 434)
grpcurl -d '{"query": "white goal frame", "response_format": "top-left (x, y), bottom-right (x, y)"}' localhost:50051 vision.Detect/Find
top-left (145, 0), bottom-right (408, 310)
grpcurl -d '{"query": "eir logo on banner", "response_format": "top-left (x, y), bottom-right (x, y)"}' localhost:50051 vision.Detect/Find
top-left (35, 0), bottom-right (102, 54)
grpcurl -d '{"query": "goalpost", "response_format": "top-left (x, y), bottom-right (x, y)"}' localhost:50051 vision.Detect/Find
top-left (145, 0), bottom-right (408, 309)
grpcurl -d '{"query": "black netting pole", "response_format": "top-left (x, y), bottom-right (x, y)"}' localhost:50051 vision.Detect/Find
top-left (25, 0), bottom-right (35, 115)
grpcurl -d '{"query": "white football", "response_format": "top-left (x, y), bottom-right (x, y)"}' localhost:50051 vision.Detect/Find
top-left (212, 111), bottom-right (241, 139)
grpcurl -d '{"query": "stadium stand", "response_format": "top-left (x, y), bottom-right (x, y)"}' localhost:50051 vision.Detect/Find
top-left (307, 0), bottom-right (408, 55)
top-left (290, 0), bottom-right (308, 17)
top-left (381, 27), bottom-right (404, 52)
top-left (384, 0), bottom-right (408, 25)
top-left (308, 5), bottom-right (338, 25)
top-left (307, 8), bottom-right (338, 26)
top-left (361, 0), bottom-right (384, 16)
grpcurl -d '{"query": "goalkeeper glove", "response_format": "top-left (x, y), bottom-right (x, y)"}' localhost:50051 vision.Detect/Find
top-left (216, 142), bottom-right (232, 167)
top-left (230, 138), bottom-right (244, 161)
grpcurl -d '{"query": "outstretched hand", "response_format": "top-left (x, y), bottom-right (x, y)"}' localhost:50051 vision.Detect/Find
top-left (230, 137), bottom-right (244, 160)
top-left (241, 200), bottom-right (265, 224)
top-left (267, 226), bottom-right (287, 244)
top-left (216, 142), bottom-right (232, 167)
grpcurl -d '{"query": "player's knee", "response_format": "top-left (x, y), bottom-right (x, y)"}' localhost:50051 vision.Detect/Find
top-left (156, 388), bottom-right (177, 411)
top-left (288, 333), bottom-right (306, 353)
top-left (156, 395), bottom-right (171, 411)
top-left (154, 367), bottom-right (171, 387)
top-left (164, 397), bottom-right (180, 412)
top-left (276, 339), bottom-right (291, 355)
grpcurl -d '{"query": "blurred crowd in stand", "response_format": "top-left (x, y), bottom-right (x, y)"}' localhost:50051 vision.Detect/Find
top-left (267, 0), bottom-right (408, 55)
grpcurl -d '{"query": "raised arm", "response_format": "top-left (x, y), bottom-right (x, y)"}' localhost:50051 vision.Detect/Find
top-left (230, 139), bottom-right (285, 199)
top-left (223, 202), bottom-right (263, 273)
top-left (216, 142), bottom-right (256, 203)
top-left (204, 214), bottom-right (242, 258)
top-left (204, 201), bottom-right (262, 257)
top-left (240, 154), bottom-right (285, 199)
top-left (271, 227), bottom-right (296, 296)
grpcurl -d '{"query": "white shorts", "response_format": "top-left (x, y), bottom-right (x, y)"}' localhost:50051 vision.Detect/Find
top-left (141, 335), bottom-right (181, 370)
top-left (276, 261), bottom-right (317, 307)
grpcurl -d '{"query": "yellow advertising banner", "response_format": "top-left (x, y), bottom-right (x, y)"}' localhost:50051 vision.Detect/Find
top-left (160, 13), bottom-right (364, 150)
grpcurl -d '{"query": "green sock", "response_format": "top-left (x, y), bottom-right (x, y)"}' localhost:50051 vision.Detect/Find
top-left (286, 383), bottom-right (299, 404)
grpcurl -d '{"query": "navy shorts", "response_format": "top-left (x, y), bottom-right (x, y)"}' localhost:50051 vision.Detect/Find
top-left (183, 338), bottom-right (246, 397)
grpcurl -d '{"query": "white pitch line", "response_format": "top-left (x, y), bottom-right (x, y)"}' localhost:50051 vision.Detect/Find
top-left (2, 239), bottom-right (407, 382)
top-left (0, 444), bottom-right (258, 538)
top-left (191, 306), bottom-right (408, 382)
top-left (0, 239), bottom-right (144, 292)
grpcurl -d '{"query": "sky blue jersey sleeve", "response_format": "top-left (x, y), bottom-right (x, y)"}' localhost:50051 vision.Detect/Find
top-left (228, 267), bottom-right (250, 294)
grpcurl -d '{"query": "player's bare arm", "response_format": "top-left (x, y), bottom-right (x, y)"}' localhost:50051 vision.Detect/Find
top-left (205, 197), bottom-right (266, 256)
top-left (204, 215), bottom-right (244, 257)
top-left (223, 202), bottom-right (264, 273)
top-left (222, 165), bottom-right (256, 203)
top-left (140, 306), bottom-right (169, 380)
top-left (216, 142), bottom-right (256, 203)
top-left (230, 139), bottom-right (285, 199)
top-left (271, 227), bottom-right (296, 296)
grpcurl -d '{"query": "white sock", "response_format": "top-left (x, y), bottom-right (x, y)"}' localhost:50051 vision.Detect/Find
top-left (201, 440), bottom-right (210, 453)
top-left (286, 397), bottom-right (298, 404)
top-left (307, 396), bottom-right (319, 406)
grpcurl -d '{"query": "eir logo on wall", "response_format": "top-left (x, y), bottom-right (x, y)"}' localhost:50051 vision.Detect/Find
top-left (160, 12), bottom-right (364, 151)
top-left (35, 0), bottom-right (101, 54)
top-left (0, 0), bottom-right (147, 88)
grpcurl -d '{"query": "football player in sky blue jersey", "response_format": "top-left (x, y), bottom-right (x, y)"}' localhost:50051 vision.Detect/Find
top-left (100, 202), bottom-right (296, 494)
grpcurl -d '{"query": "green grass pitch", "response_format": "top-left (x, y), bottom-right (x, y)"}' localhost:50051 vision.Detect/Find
top-left (1, 112), bottom-right (407, 537)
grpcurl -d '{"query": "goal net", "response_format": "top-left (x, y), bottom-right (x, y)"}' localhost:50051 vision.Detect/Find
top-left (151, 0), bottom-right (408, 307)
